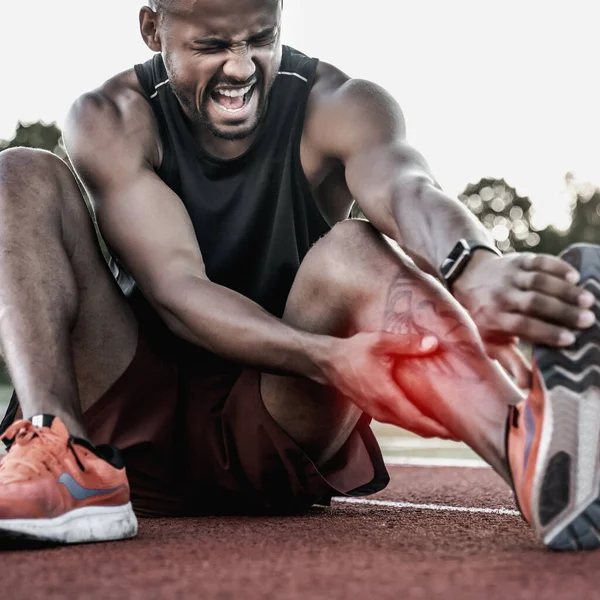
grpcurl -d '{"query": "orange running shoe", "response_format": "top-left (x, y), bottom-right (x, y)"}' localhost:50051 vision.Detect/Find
top-left (507, 244), bottom-right (600, 550)
top-left (0, 414), bottom-right (137, 544)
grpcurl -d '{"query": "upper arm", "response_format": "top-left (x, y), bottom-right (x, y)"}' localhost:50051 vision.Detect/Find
top-left (63, 88), bottom-right (207, 305)
top-left (305, 67), bottom-right (437, 238)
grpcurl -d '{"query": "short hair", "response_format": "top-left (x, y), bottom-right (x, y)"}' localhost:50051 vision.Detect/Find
top-left (148, 0), bottom-right (171, 10)
top-left (148, 0), bottom-right (281, 11)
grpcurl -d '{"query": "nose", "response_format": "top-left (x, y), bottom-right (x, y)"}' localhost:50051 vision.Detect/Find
top-left (222, 44), bottom-right (256, 83)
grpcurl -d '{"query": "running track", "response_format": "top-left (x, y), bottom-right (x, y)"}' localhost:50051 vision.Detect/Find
top-left (3, 463), bottom-right (599, 599)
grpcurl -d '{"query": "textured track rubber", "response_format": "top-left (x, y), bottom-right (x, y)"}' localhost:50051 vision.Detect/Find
top-left (532, 244), bottom-right (600, 550)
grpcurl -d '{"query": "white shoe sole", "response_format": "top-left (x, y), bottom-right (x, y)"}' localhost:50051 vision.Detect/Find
top-left (0, 502), bottom-right (138, 545)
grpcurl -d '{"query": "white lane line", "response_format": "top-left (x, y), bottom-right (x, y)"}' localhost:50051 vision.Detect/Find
top-left (384, 456), bottom-right (488, 468)
top-left (332, 496), bottom-right (520, 516)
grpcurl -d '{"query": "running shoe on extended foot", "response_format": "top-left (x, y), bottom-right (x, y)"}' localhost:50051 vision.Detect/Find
top-left (0, 414), bottom-right (137, 544)
top-left (507, 243), bottom-right (600, 550)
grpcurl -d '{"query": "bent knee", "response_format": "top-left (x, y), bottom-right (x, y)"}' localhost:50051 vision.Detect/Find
top-left (324, 218), bottom-right (379, 249)
top-left (0, 147), bottom-right (81, 217)
top-left (0, 147), bottom-right (74, 193)
top-left (308, 218), bottom-right (416, 283)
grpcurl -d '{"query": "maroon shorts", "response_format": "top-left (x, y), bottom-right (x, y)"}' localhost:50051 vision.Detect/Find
top-left (1, 313), bottom-right (389, 517)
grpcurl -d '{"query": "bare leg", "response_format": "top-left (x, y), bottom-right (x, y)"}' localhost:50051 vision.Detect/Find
top-left (0, 148), bottom-right (137, 438)
top-left (261, 220), bottom-right (522, 480)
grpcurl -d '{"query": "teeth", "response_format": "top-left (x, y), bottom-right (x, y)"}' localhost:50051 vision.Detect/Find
top-left (214, 85), bottom-right (252, 98)
top-left (215, 104), bottom-right (245, 113)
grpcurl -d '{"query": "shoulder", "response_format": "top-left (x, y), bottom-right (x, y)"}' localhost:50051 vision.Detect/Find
top-left (304, 60), bottom-right (406, 158)
top-left (64, 68), bottom-right (161, 172)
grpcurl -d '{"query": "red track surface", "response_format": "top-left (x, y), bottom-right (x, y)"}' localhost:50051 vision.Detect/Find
top-left (4, 465), bottom-right (599, 599)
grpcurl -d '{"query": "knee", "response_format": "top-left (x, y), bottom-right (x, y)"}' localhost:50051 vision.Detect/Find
top-left (0, 147), bottom-right (74, 203)
top-left (310, 219), bottom-right (386, 274)
top-left (310, 218), bottom-right (423, 290)
top-left (322, 218), bottom-right (379, 254)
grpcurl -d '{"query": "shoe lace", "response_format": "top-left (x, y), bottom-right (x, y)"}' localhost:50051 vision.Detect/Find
top-left (0, 421), bottom-right (85, 483)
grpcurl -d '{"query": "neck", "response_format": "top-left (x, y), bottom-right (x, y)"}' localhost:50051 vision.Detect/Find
top-left (195, 124), bottom-right (259, 159)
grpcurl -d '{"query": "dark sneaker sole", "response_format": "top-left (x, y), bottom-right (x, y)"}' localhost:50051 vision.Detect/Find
top-left (532, 244), bottom-right (600, 550)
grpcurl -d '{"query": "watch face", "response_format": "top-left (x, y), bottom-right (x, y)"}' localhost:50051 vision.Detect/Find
top-left (449, 239), bottom-right (469, 260)
top-left (441, 239), bottom-right (501, 288)
top-left (442, 240), bottom-right (468, 276)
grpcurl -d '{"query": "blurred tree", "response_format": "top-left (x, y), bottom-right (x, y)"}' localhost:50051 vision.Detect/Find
top-left (458, 177), bottom-right (572, 256)
top-left (353, 177), bottom-right (567, 255)
top-left (350, 202), bottom-right (364, 219)
top-left (563, 172), bottom-right (600, 247)
top-left (458, 178), bottom-right (541, 253)
top-left (0, 121), bottom-right (66, 158)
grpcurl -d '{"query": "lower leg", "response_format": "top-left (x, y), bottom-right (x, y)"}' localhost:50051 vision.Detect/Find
top-left (0, 149), bottom-right (136, 437)
top-left (263, 220), bottom-right (521, 480)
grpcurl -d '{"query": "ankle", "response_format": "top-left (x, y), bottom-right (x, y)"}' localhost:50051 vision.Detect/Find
top-left (25, 411), bottom-right (88, 441)
top-left (474, 412), bottom-right (511, 484)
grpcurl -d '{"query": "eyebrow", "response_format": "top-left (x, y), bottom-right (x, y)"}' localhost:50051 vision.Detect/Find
top-left (193, 26), bottom-right (278, 45)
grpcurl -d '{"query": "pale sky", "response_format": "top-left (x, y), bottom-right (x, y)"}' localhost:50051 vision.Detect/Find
top-left (1, 0), bottom-right (599, 229)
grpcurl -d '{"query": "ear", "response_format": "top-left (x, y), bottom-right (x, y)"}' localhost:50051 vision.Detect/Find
top-left (139, 7), bottom-right (162, 53)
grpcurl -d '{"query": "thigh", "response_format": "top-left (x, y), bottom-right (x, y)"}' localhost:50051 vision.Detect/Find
top-left (182, 359), bottom-right (387, 515)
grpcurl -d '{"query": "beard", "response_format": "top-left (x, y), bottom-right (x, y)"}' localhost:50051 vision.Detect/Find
top-left (167, 69), bottom-right (272, 142)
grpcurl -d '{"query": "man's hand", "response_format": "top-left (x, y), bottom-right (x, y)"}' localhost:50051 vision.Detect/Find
top-left (452, 250), bottom-right (597, 351)
top-left (321, 331), bottom-right (455, 439)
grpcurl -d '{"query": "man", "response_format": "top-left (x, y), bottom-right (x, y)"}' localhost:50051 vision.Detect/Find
top-left (0, 0), bottom-right (597, 551)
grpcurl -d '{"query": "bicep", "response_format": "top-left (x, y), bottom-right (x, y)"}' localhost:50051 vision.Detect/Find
top-left (64, 93), bottom-right (207, 305)
top-left (308, 77), bottom-right (436, 237)
top-left (96, 169), bottom-right (207, 304)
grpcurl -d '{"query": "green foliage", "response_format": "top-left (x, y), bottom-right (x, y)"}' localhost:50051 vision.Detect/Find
top-left (459, 175), bottom-right (600, 256)
top-left (458, 178), bottom-right (537, 253)
top-left (0, 121), bottom-right (66, 158)
top-left (563, 173), bottom-right (600, 247)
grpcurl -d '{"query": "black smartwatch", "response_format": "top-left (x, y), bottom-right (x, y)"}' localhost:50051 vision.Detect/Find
top-left (440, 239), bottom-right (502, 291)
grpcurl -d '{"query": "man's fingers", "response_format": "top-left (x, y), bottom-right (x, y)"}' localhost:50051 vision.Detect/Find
top-left (507, 291), bottom-right (595, 330)
top-left (500, 313), bottom-right (576, 347)
top-left (519, 253), bottom-right (580, 283)
top-left (373, 332), bottom-right (438, 357)
top-left (514, 270), bottom-right (594, 308)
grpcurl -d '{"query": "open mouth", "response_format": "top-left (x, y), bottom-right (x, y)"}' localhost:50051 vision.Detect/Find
top-left (210, 83), bottom-right (256, 114)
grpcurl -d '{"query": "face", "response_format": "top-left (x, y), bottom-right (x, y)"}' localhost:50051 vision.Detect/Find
top-left (142, 0), bottom-right (282, 143)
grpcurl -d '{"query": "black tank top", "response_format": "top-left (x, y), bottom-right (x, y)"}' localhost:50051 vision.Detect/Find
top-left (126, 45), bottom-right (330, 318)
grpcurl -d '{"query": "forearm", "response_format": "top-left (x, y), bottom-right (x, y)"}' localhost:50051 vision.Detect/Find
top-left (391, 177), bottom-right (495, 272)
top-left (155, 275), bottom-right (332, 383)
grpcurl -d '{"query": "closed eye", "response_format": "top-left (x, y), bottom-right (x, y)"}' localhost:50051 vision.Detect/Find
top-left (193, 44), bottom-right (227, 55)
top-left (250, 32), bottom-right (278, 46)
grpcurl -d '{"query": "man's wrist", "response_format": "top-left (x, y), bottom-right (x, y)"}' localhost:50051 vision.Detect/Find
top-left (451, 248), bottom-right (502, 299)
top-left (440, 238), bottom-right (501, 292)
top-left (295, 330), bottom-right (336, 386)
